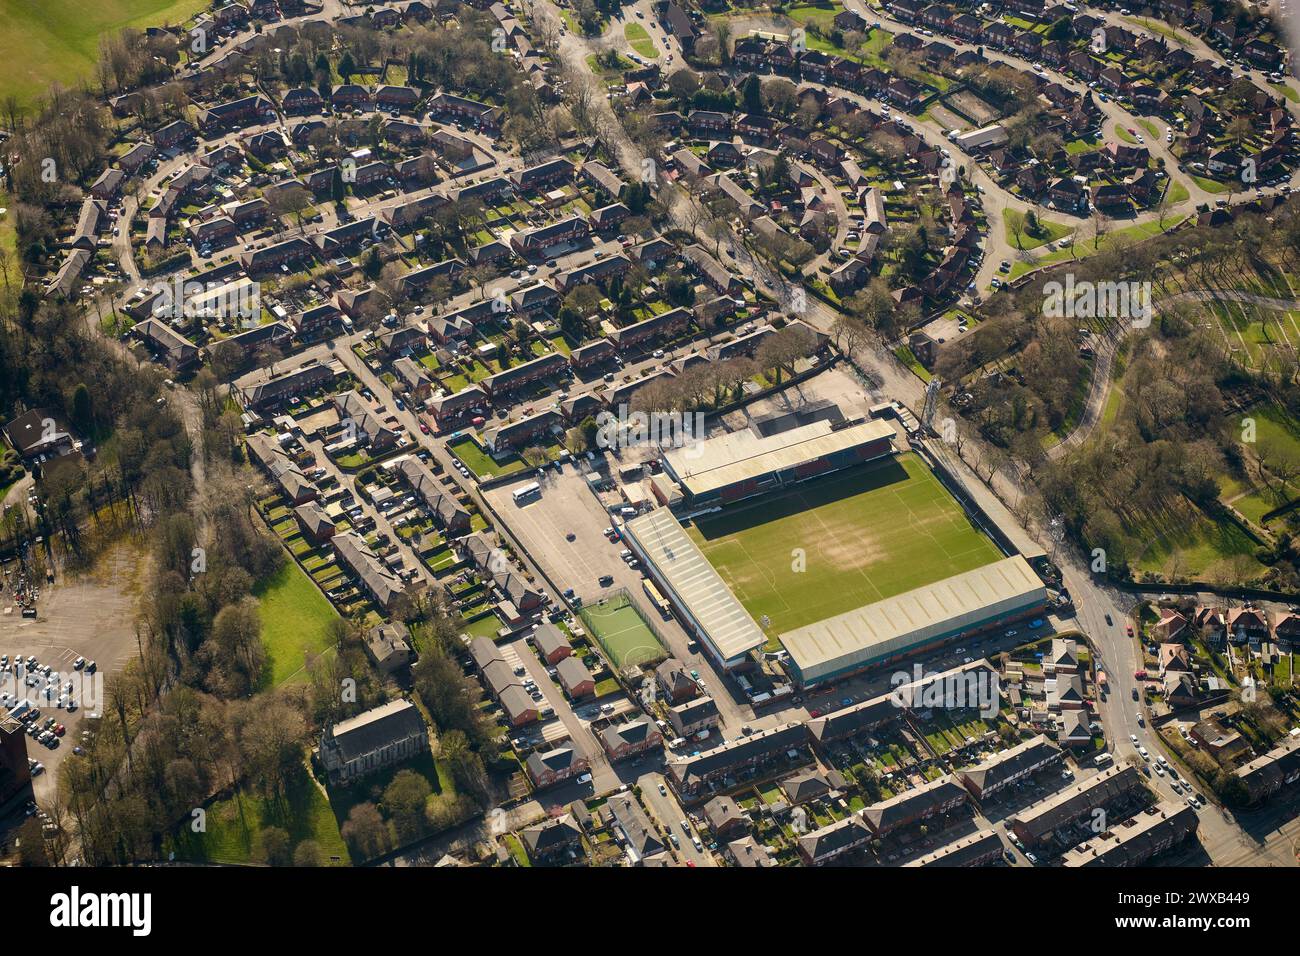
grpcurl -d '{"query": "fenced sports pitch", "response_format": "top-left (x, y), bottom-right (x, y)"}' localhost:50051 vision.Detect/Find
top-left (579, 590), bottom-right (667, 670)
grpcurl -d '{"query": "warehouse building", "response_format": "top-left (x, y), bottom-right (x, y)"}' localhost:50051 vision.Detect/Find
top-left (660, 418), bottom-right (896, 508)
top-left (780, 555), bottom-right (1047, 688)
top-left (623, 509), bottom-right (766, 670)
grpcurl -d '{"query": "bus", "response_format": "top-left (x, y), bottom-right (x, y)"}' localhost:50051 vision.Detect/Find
top-left (642, 579), bottom-right (671, 618)
top-left (512, 481), bottom-right (541, 505)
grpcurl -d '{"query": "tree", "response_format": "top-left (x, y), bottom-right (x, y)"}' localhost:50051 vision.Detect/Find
top-left (338, 51), bottom-right (357, 81)
top-left (341, 802), bottom-right (390, 859)
top-left (16, 818), bottom-right (49, 866)
top-left (667, 68), bottom-right (701, 105)
top-left (260, 827), bottom-right (292, 866)
top-left (383, 769), bottom-right (433, 843)
top-left (740, 73), bottom-right (762, 113)
top-left (756, 325), bottom-right (816, 384)
top-left (362, 245), bottom-right (384, 281)
top-left (70, 383), bottom-right (92, 437)
top-left (293, 840), bottom-right (324, 867)
top-left (1006, 208), bottom-right (1026, 249)
top-left (204, 597), bottom-right (265, 697)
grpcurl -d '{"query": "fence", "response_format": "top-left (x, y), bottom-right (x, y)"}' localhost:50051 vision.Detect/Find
top-left (577, 586), bottom-right (670, 672)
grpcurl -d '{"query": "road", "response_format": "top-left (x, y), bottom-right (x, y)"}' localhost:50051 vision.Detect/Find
top-left (639, 769), bottom-right (715, 865)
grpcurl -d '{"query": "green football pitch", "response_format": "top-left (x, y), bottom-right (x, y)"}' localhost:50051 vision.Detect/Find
top-left (580, 594), bottom-right (666, 669)
top-left (685, 453), bottom-right (1003, 635)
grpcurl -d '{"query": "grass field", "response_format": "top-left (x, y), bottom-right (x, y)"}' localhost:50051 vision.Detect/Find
top-left (1004, 208), bottom-right (1072, 251)
top-left (1007, 216), bottom-right (1188, 281)
top-left (255, 559), bottom-right (341, 687)
top-left (686, 453), bottom-right (1003, 634)
top-left (1230, 402), bottom-right (1300, 524)
top-left (1206, 300), bottom-right (1300, 370)
top-left (448, 435), bottom-right (527, 479)
top-left (580, 593), bottom-right (666, 669)
top-left (168, 764), bottom-right (349, 865)
top-left (0, 0), bottom-right (208, 106)
top-left (624, 22), bottom-right (658, 58)
top-left (1129, 497), bottom-right (1263, 579)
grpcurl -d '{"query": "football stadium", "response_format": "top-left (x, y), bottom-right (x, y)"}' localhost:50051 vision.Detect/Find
top-left (635, 422), bottom-right (1049, 687)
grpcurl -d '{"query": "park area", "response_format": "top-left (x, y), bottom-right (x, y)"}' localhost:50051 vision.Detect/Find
top-left (254, 559), bottom-right (341, 687)
top-left (167, 765), bottom-right (349, 866)
top-left (579, 593), bottom-right (667, 670)
top-left (685, 453), bottom-right (1003, 634)
top-left (0, 0), bottom-right (207, 106)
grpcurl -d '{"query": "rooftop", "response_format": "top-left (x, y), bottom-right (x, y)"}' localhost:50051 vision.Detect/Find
top-left (781, 555), bottom-right (1045, 679)
top-left (662, 418), bottom-right (895, 498)
top-left (624, 509), bottom-right (765, 663)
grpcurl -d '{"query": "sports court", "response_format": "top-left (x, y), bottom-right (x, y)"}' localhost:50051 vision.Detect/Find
top-left (580, 593), bottom-right (667, 669)
top-left (686, 452), bottom-right (1003, 634)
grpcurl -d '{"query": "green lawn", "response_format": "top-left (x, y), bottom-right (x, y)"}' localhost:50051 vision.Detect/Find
top-left (448, 435), bottom-right (528, 479)
top-left (894, 344), bottom-right (933, 382)
top-left (1007, 216), bottom-right (1187, 281)
top-left (585, 50), bottom-right (635, 75)
top-left (1231, 402), bottom-right (1300, 523)
top-left (1164, 179), bottom-right (1190, 206)
top-left (1137, 119), bottom-right (1161, 139)
top-left (1123, 15), bottom-right (1190, 45)
top-left (167, 764), bottom-right (349, 865)
top-left (1004, 209), bottom-right (1072, 251)
top-left (1130, 499), bottom-right (1264, 580)
top-left (1208, 300), bottom-right (1300, 370)
top-left (687, 453), bottom-right (1003, 634)
top-left (0, 0), bottom-right (208, 107)
top-left (787, 2), bottom-right (846, 31)
top-left (1270, 82), bottom-right (1299, 104)
top-left (1190, 174), bottom-right (1232, 194)
top-left (624, 22), bottom-right (658, 58)
top-left (255, 559), bottom-right (341, 687)
top-left (1251, 402), bottom-right (1300, 465)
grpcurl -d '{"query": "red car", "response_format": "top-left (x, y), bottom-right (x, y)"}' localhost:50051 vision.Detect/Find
top-left (419, 420), bottom-right (431, 435)
top-left (1134, 670), bottom-right (1147, 680)
top-left (1125, 624), bottom-right (1134, 636)
top-left (54, 724), bottom-right (65, 737)
top-left (809, 708), bottom-right (822, 718)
